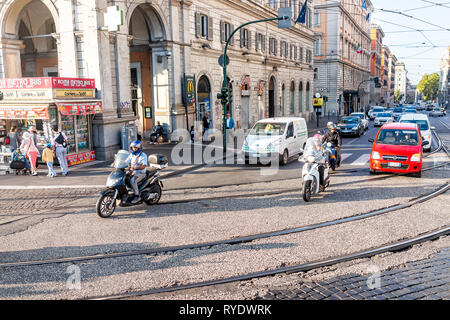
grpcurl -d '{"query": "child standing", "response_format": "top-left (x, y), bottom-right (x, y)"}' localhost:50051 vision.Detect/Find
top-left (42, 143), bottom-right (56, 177)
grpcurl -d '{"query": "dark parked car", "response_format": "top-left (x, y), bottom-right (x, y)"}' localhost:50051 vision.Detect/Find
top-left (336, 116), bottom-right (363, 137)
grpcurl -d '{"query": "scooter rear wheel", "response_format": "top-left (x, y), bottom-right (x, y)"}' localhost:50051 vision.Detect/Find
top-left (302, 180), bottom-right (312, 202)
top-left (144, 185), bottom-right (162, 205)
top-left (96, 191), bottom-right (116, 218)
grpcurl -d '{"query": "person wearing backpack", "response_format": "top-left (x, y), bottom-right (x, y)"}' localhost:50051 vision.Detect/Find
top-left (52, 125), bottom-right (69, 176)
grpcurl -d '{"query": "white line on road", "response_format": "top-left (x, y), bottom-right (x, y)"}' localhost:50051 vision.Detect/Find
top-left (350, 154), bottom-right (371, 166)
top-left (438, 119), bottom-right (450, 130)
top-left (339, 153), bottom-right (352, 163)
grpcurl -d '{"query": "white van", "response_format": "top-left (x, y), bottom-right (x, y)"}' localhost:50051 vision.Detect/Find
top-left (242, 117), bottom-right (308, 165)
top-left (399, 113), bottom-right (434, 152)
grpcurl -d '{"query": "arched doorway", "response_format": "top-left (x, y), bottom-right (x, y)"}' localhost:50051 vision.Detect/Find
top-left (281, 83), bottom-right (285, 116)
top-left (306, 82), bottom-right (311, 112)
top-left (196, 75), bottom-right (211, 125)
top-left (268, 76), bottom-right (276, 118)
top-left (298, 81), bottom-right (304, 114)
top-left (1, 0), bottom-right (59, 78)
top-left (128, 3), bottom-right (167, 137)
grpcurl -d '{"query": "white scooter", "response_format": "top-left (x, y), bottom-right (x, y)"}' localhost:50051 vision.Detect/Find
top-left (300, 138), bottom-right (330, 202)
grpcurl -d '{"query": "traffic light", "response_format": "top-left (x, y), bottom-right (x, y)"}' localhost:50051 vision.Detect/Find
top-left (374, 77), bottom-right (379, 84)
top-left (217, 87), bottom-right (229, 105)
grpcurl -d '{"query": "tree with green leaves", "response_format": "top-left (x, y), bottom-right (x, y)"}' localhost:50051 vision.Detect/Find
top-left (394, 90), bottom-right (404, 103)
top-left (417, 73), bottom-right (440, 101)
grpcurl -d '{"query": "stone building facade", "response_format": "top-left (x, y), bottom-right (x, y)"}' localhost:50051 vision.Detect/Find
top-left (370, 24), bottom-right (384, 106)
top-left (0, 0), bottom-right (316, 161)
top-left (312, 0), bottom-right (372, 116)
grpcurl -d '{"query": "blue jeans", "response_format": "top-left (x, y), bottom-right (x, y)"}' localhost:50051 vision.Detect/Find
top-left (56, 146), bottom-right (68, 174)
top-left (47, 162), bottom-right (56, 176)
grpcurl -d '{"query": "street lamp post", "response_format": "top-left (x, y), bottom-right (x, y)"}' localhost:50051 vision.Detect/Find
top-left (218, 15), bottom-right (290, 153)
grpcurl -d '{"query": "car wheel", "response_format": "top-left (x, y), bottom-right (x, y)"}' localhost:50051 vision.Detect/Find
top-left (369, 169), bottom-right (377, 175)
top-left (413, 171), bottom-right (422, 178)
top-left (280, 149), bottom-right (289, 166)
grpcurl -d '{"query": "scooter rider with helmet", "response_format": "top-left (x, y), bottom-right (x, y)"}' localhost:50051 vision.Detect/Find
top-left (322, 123), bottom-right (342, 167)
top-left (312, 133), bottom-right (327, 190)
top-left (126, 140), bottom-right (148, 204)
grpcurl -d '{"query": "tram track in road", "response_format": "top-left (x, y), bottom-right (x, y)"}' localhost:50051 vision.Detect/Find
top-left (0, 131), bottom-right (448, 228)
top-left (88, 226), bottom-right (450, 300)
top-left (1, 176), bottom-right (448, 269)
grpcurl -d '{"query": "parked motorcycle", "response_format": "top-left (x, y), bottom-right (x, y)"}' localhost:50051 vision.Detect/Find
top-left (96, 150), bottom-right (168, 218)
top-left (300, 138), bottom-right (330, 202)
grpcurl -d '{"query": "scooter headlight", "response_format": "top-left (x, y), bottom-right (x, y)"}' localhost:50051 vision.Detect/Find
top-left (307, 155), bottom-right (316, 163)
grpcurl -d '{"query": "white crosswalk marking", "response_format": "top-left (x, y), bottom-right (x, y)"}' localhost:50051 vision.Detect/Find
top-left (350, 154), bottom-right (371, 166)
top-left (340, 153), bottom-right (352, 162)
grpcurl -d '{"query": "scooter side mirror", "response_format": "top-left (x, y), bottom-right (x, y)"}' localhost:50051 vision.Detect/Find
top-left (368, 138), bottom-right (374, 143)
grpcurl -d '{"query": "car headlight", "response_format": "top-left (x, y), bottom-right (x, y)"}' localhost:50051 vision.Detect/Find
top-left (371, 151), bottom-right (381, 160)
top-left (410, 153), bottom-right (421, 162)
top-left (352, 126), bottom-right (358, 130)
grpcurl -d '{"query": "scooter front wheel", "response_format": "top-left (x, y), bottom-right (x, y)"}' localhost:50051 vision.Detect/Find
top-left (302, 180), bottom-right (312, 202)
top-left (96, 190), bottom-right (117, 218)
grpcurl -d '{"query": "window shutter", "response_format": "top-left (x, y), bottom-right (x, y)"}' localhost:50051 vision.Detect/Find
top-left (207, 16), bottom-right (213, 40)
top-left (255, 32), bottom-right (259, 51)
top-left (262, 35), bottom-right (266, 53)
top-left (240, 28), bottom-right (244, 48)
top-left (247, 29), bottom-right (251, 49)
top-left (220, 20), bottom-right (224, 43)
top-left (195, 12), bottom-right (201, 38)
top-left (230, 24), bottom-right (235, 45)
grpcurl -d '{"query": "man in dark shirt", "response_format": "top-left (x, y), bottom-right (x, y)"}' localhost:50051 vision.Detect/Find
top-left (202, 112), bottom-right (210, 141)
top-left (150, 121), bottom-right (164, 144)
top-left (322, 123), bottom-right (342, 167)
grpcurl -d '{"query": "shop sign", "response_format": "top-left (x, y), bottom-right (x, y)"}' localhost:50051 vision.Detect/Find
top-left (144, 107), bottom-right (152, 119)
top-left (67, 151), bottom-right (96, 166)
top-left (184, 75), bottom-right (196, 104)
top-left (55, 89), bottom-right (95, 98)
top-left (0, 105), bottom-right (49, 119)
top-left (0, 89), bottom-right (53, 101)
top-left (0, 77), bottom-right (95, 90)
top-left (241, 76), bottom-right (250, 97)
top-left (57, 102), bottom-right (103, 115)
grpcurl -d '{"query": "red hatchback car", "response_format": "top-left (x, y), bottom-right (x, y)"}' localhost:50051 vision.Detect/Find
top-left (368, 123), bottom-right (427, 177)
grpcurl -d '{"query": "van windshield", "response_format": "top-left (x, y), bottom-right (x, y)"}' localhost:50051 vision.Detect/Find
top-left (376, 129), bottom-right (419, 146)
top-left (400, 120), bottom-right (429, 131)
top-left (250, 122), bottom-right (286, 136)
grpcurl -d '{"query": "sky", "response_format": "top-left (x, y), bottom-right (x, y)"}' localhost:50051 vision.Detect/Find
top-left (371, 0), bottom-right (450, 85)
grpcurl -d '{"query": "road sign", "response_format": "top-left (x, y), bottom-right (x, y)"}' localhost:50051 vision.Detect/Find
top-left (313, 98), bottom-right (323, 107)
top-left (278, 8), bottom-right (292, 29)
top-left (218, 54), bottom-right (230, 67)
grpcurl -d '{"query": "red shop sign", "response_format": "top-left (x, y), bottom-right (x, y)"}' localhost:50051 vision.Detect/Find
top-left (0, 105), bottom-right (49, 119)
top-left (66, 151), bottom-right (96, 166)
top-left (56, 102), bottom-right (103, 115)
top-left (0, 77), bottom-right (95, 90)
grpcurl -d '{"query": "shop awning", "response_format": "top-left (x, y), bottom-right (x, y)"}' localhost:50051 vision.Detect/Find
top-left (0, 105), bottom-right (50, 119)
top-left (56, 101), bottom-right (102, 115)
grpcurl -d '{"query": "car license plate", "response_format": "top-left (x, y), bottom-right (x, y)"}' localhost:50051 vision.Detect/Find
top-left (388, 162), bottom-right (401, 167)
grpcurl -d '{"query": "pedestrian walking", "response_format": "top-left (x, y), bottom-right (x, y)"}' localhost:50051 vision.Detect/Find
top-left (52, 125), bottom-right (69, 176)
top-left (135, 114), bottom-right (143, 141)
top-left (202, 112), bottom-right (210, 141)
top-left (7, 126), bottom-right (20, 152)
top-left (190, 125), bottom-right (195, 143)
top-left (20, 130), bottom-right (39, 176)
top-left (42, 143), bottom-right (56, 177)
top-left (226, 112), bottom-right (235, 146)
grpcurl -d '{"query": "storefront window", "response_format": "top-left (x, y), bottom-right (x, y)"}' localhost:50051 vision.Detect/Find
top-left (76, 115), bottom-right (90, 152)
top-left (60, 114), bottom-right (76, 154)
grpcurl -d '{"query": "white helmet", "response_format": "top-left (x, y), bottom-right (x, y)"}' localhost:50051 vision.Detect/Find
top-left (327, 121), bottom-right (334, 129)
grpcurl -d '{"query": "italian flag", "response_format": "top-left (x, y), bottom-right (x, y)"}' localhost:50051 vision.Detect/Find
top-left (356, 44), bottom-right (362, 54)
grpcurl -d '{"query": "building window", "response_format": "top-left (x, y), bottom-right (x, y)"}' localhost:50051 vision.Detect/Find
top-left (200, 14), bottom-right (208, 38)
top-left (281, 84), bottom-right (286, 116)
top-left (298, 81), bottom-right (303, 113)
top-left (240, 28), bottom-right (250, 49)
top-left (314, 68), bottom-right (318, 80)
top-left (269, 37), bottom-right (277, 56)
top-left (314, 37), bottom-right (321, 56)
top-left (314, 12), bottom-right (320, 27)
top-left (195, 13), bottom-right (212, 40)
top-left (306, 82), bottom-right (310, 111)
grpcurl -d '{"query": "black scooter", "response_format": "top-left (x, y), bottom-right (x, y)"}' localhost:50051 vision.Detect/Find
top-left (96, 151), bottom-right (168, 218)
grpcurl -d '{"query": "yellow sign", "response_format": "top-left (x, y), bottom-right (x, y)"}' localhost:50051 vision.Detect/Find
top-left (313, 98), bottom-right (323, 106)
top-left (55, 89), bottom-right (95, 98)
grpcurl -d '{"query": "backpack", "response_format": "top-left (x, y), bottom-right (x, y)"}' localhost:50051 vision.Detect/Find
top-left (55, 132), bottom-right (67, 148)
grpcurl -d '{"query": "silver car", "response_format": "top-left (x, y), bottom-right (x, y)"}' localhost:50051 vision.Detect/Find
top-left (350, 112), bottom-right (369, 130)
top-left (430, 107), bottom-right (444, 117)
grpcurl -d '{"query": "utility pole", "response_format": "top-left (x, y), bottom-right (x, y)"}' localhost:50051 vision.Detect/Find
top-left (217, 14), bottom-right (291, 153)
